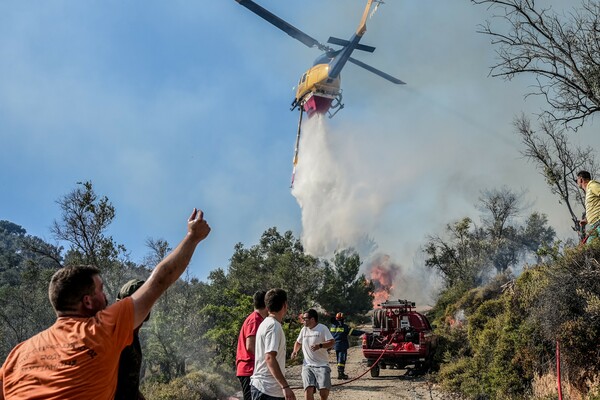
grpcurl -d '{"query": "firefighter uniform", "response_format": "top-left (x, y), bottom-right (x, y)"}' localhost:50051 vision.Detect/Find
top-left (330, 313), bottom-right (364, 379)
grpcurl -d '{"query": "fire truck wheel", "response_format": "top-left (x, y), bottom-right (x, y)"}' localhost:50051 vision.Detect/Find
top-left (370, 363), bottom-right (380, 378)
top-left (416, 360), bottom-right (432, 374)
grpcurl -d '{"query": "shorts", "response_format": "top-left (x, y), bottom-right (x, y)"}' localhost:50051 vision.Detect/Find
top-left (250, 385), bottom-right (284, 400)
top-left (301, 365), bottom-right (331, 390)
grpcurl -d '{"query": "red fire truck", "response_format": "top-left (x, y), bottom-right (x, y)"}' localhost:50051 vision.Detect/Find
top-left (362, 299), bottom-right (437, 377)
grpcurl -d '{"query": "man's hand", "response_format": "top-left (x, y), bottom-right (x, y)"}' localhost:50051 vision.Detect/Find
top-left (290, 350), bottom-right (298, 359)
top-left (283, 387), bottom-right (296, 400)
top-left (188, 208), bottom-right (211, 243)
top-left (132, 208), bottom-right (211, 328)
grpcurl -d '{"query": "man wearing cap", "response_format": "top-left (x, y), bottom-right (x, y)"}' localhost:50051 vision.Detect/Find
top-left (329, 312), bottom-right (364, 380)
top-left (115, 279), bottom-right (148, 400)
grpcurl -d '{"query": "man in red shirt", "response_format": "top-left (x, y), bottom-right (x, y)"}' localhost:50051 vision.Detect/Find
top-left (236, 291), bottom-right (268, 400)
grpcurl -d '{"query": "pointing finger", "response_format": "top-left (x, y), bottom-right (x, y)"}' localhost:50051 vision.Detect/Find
top-left (189, 208), bottom-right (198, 222)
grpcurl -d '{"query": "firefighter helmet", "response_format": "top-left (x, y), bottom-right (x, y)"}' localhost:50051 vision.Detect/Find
top-left (335, 312), bottom-right (344, 320)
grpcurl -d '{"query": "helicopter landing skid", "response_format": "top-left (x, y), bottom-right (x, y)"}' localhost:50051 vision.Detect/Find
top-left (297, 90), bottom-right (344, 119)
top-left (327, 93), bottom-right (344, 118)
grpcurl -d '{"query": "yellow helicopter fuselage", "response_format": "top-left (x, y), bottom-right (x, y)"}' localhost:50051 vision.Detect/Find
top-left (295, 63), bottom-right (341, 104)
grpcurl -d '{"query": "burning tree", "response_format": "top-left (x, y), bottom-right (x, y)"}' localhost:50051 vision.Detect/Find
top-left (368, 254), bottom-right (402, 307)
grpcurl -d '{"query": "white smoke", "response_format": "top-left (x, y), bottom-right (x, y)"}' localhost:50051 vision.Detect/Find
top-left (291, 115), bottom-right (392, 258)
top-left (291, 115), bottom-right (442, 305)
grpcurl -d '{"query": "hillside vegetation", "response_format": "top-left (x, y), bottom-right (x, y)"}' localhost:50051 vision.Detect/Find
top-left (431, 242), bottom-right (600, 399)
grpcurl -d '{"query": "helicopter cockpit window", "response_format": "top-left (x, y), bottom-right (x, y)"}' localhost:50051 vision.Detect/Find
top-left (313, 54), bottom-right (331, 66)
top-left (299, 73), bottom-right (307, 84)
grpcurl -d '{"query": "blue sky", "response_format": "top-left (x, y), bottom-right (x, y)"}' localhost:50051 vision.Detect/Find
top-left (1, 1), bottom-right (596, 296)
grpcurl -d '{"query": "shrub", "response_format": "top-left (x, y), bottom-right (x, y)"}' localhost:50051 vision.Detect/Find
top-left (142, 370), bottom-right (237, 400)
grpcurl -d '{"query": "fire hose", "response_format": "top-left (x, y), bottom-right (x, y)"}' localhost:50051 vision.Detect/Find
top-left (289, 335), bottom-right (393, 390)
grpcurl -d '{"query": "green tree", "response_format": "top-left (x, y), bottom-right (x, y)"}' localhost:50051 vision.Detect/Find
top-left (226, 227), bottom-right (320, 317)
top-left (140, 237), bottom-right (209, 382)
top-left (144, 278), bottom-right (199, 382)
top-left (193, 228), bottom-right (318, 372)
top-left (316, 249), bottom-right (374, 315)
top-left (425, 188), bottom-right (555, 288)
top-left (425, 217), bottom-right (489, 287)
top-left (478, 188), bottom-right (523, 274)
top-left (51, 181), bottom-right (130, 299)
top-left (0, 221), bottom-right (61, 357)
top-left (200, 289), bottom-right (252, 367)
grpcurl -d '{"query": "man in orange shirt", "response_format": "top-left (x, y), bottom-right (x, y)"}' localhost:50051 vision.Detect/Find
top-left (0, 208), bottom-right (210, 400)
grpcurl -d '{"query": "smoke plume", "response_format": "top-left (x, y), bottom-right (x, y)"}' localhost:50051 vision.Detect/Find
top-left (292, 116), bottom-right (390, 256)
top-left (291, 116), bottom-right (439, 306)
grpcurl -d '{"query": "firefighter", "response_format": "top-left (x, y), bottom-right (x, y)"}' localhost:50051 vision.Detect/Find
top-left (329, 312), bottom-right (365, 380)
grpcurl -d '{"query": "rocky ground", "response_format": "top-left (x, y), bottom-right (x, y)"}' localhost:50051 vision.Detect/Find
top-left (288, 346), bottom-right (454, 400)
top-left (232, 346), bottom-right (455, 400)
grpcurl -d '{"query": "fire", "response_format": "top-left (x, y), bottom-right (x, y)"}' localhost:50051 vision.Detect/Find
top-left (367, 254), bottom-right (402, 307)
top-left (371, 265), bottom-right (393, 305)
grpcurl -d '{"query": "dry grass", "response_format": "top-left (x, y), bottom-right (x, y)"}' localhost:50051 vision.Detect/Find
top-left (531, 371), bottom-right (600, 400)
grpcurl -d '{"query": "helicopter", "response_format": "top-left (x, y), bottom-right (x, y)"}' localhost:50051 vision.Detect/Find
top-left (234, 0), bottom-right (405, 185)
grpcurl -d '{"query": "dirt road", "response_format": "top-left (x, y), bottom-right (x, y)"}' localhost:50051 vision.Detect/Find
top-left (284, 346), bottom-right (454, 400)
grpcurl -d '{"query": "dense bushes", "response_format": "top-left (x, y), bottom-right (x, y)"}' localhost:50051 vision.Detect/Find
top-left (434, 242), bottom-right (600, 399)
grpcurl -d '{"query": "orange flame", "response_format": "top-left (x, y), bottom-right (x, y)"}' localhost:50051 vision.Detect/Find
top-left (367, 254), bottom-right (401, 307)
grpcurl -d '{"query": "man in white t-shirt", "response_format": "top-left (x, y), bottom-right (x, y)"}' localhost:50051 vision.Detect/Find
top-left (291, 309), bottom-right (335, 400)
top-left (250, 289), bottom-right (296, 400)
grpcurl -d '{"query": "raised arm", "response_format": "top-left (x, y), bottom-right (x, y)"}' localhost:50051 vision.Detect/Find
top-left (131, 208), bottom-right (210, 328)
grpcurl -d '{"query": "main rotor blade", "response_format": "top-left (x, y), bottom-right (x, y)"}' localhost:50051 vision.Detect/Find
top-left (348, 57), bottom-right (405, 84)
top-left (327, 37), bottom-right (376, 53)
top-left (236, 0), bottom-right (329, 51)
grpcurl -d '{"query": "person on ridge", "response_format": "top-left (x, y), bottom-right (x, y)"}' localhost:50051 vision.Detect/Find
top-left (577, 170), bottom-right (600, 243)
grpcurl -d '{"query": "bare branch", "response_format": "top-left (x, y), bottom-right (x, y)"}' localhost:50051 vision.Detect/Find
top-left (473, 0), bottom-right (600, 127)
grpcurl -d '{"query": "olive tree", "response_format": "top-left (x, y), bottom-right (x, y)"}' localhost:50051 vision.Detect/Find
top-left (315, 249), bottom-right (374, 315)
top-left (425, 187), bottom-right (555, 287)
top-left (51, 181), bottom-right (130, 299)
